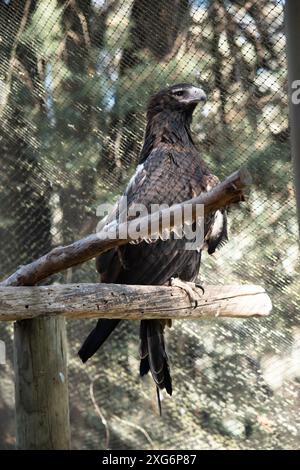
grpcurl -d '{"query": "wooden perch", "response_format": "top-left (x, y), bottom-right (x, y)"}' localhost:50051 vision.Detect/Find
top-left (0, 283), bottom-right (271, 322)
top-left (0, 168), bottom-right (251, 287)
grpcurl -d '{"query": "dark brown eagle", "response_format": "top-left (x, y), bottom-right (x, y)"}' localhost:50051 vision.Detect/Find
top-left (79, 83), bottom-right (227, 404)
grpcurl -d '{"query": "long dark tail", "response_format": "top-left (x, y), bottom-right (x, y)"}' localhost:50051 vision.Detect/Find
top-left (78, 319), bottom-right (120, 363)
top-left (139, 320), bottom-right (172, 399)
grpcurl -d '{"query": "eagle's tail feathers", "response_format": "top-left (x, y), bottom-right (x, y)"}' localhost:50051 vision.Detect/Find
top-left (140, 356), bottom-right (150, 376)
top-left (156, 387), bottom-right (162, 416)
top-left (139, 320), bottom-right (172, 397)
top-left (78, 319), bottom-right (120, 363)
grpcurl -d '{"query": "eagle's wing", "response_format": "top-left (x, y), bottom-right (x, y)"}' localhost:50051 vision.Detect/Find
top-left (96, 146), bottom-right (209, 283)
top-left (125, 151), bottom-right (228, 254)
top-left (97, 147), bottom-right (228, 282)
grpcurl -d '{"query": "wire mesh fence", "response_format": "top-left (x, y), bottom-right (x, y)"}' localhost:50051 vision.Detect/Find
top-left (0, 0), bottom-right (299, 450)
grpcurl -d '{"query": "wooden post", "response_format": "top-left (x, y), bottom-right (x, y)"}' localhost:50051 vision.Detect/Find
top-left (13, 317), bottom-right (70, 450)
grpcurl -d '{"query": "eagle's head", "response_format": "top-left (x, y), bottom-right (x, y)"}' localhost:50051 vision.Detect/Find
top-left (147, 83), bottom-right (207, 119)
top-left (140, 83), bottom-right (207, 162)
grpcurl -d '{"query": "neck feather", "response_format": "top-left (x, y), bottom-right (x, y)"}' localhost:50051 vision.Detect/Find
top-left (139, 109), bottom-right (195, 163)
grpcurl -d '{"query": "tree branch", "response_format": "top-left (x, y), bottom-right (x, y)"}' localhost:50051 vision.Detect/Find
top-left (0, 283), bottom-right (271, 322)
top-left (0, 168), bottom-right (251, 287)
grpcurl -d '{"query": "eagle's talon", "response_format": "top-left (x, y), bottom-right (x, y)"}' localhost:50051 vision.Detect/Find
top-left (170, 277), bottom-right (203, 308)
top-left (195, 283), bottom-right (205, 295)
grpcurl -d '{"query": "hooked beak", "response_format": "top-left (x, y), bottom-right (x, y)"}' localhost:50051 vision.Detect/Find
top-left (185, 86), bottom-right (207, 104)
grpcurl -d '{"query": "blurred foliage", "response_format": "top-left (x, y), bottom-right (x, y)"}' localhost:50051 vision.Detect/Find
top-left (0, 0), bottom-right (299, 450)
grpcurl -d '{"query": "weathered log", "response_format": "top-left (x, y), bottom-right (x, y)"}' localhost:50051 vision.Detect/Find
top-left (0, 283), bottom-right (271, 321)
top-left (0, 168), bottom-right (251, 287)
top-left (14, 316), bottom-right (70, 449)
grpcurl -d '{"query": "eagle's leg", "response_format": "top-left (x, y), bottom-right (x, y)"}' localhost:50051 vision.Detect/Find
top-left (170, 277), bottom-right (204, 308)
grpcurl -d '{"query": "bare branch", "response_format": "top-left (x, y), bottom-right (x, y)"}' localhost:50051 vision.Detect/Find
top-left (0, 168), bottom-right (251, 287)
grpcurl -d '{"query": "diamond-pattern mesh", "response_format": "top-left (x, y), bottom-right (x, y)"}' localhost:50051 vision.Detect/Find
top-left (0, 0), bottom-right (299, 450)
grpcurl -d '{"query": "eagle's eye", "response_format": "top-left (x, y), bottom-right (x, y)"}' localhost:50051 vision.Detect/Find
top-left (173, 90), bottom-right (184, 97)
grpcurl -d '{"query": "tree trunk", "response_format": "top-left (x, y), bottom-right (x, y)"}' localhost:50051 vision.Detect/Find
top-left (101, 0), bottom-right (190, 180)
top-left (56, 0), bottom-right (103, 246)
top-left (0, 0), bottom-right (52, 277)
